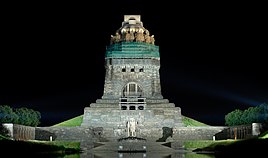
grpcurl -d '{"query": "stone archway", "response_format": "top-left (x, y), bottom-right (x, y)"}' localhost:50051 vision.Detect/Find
top-left (122, 82), bottom-right (143, 97)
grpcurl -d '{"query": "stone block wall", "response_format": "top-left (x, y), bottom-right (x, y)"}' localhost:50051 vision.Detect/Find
top-left (2, 124), bottom-right (95, 142)
top-left (215, 123), bottom-right (268, 140)
top-left (102, 58), bottom-right (163, 99)
top-left (81, 106), bottom-right (183, 132)
top-left (8, 123), bottom-right (258, 143)
top-left (13, 124), bottom-right (35, 140)
top-left (3, 124), bottom-right (35, 140)
top-left (35, 126), bottom-right (94, 141)
top-left (99, 126), bottom-right (227, 141)
top-left (173, 126), bottom-right (227, 140)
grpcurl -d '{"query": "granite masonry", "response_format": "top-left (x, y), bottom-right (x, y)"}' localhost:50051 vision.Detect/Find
top-left (81, 15), bottom-right (184, 140)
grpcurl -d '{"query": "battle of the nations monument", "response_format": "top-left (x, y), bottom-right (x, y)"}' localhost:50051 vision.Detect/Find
top-left (81, 15), bottom-right (184, 138)
top-left (3, 15), bottom-right (265, 157)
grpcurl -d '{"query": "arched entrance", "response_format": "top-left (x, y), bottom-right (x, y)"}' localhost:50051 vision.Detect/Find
top-left (122, 82), bottom-right (142, 97)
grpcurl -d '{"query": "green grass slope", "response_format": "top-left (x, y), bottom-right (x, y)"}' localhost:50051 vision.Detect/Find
top-left (52, 115), bottom-right (208, 127)
top-left (0, 139), bottom-right (81, 156)
top-left (193, 138), bottom-right (268, 157)
top-left (52, 115), bottom-right (83, 127)
top-left (182, 116), bottom-right (209, 126)
top-left (259, 130), bottom-right (268, 139)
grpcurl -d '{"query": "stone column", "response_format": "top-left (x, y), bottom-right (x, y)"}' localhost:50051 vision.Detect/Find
top-left (252, 123), bottom-right (262, 136)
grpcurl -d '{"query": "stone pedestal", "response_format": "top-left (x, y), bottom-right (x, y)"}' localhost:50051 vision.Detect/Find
top-left (81, 99), bottom-right (183, 140)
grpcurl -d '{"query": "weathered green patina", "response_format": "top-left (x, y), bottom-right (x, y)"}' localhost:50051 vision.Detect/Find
top-left (106, 42), bottom-right (160, 58)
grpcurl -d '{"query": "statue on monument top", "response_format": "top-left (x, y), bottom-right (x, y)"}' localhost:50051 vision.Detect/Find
top-left (110, 32), bottom-right (121, 44)
top-left (135, 31), bottom-right (145, 42)
top-left (125, 32), bottom-right (131, 42)
top-left (110, 16), bottom-right (156, 45)
top-left (144, 34), bottom-right (151, 44)
top-left (151, 35), bottom-right (155, 45)
top-left (115, 32), bottom-right (121, 42)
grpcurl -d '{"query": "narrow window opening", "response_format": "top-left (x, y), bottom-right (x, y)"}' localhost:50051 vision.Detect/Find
top-left (121, 106), bottom-right (127, 110)
top-left (138, 106), bottom-right (144, 110)
top-left (122, 68), bottom-right (126, 72)
top-left (129, 106), bottom-right (136, 110)
top-left (131, 68), bottom-right (135, 72)
top-left (139, 68), bottom-right (144, 72)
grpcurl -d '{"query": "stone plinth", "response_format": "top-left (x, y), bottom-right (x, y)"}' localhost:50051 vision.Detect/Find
top-left (81, 99), bottom-right (183, 140)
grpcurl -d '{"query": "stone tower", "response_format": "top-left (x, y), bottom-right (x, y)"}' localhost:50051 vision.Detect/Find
top-left (102, 15), bottom-right (162, 100)
top-left (82, 15), bottom-right (183, 140)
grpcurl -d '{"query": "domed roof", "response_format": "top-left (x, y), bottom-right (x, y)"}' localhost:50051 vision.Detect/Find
top-left (110, 15), bottom-right (155, 45)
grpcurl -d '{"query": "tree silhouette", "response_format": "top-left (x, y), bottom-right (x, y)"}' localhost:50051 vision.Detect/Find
top-left (0, 105), bottom-right (41, 127)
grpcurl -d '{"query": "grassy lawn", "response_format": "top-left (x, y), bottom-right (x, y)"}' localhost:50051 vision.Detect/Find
top-left (52, 115), bottom-right (83, 127)
top-left (182, 116), bottom-right (209, 127)
top-left (259, 130), bottom-right (268, 139)
top-left (0, 134), bottom-right (10, 140)
top-left (191, 137), bottom-right (268, 157)
top-left (185, 153), bottom-right (215, 158)
top-left (0, 136), bottom-right (81, 156)
top-left (184, 140), bottom-right (235, 150)
top-left (32, 140), bottom-right (80, 150)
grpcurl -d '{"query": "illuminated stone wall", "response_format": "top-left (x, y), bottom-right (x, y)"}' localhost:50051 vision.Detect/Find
top-left (215, 123), bottom-right (268, 140)
top-left (102, 58), bottom-right (162, 99)
top-left (3, 123), bottom-right (35, 140)
top-left (81, 15), bottom-right (183, 138)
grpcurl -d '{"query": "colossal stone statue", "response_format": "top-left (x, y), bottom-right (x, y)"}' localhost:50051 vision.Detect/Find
top-left (125, 32), bottom-right (131, 42)
top-left (135, 32), bottom-right (145, 42)
top-left (145, 34), bottom-right (151, 43)
top-left (151, 35), bottom-right (155, 44)
top-left (114, 32), bottom-right (121, 42)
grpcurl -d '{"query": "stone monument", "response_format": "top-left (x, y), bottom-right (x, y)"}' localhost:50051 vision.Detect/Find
top-left (81, 15), bottom-right (183, 140)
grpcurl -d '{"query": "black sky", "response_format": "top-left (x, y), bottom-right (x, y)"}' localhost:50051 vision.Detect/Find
top-left (1, 1), bottom-right (267, 126)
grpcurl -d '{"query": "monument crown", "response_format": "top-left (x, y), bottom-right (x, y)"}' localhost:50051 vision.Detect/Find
top-left (107, 15), bottom-right (158, 58)
top-left (110, 15), bottom-right (155, 45)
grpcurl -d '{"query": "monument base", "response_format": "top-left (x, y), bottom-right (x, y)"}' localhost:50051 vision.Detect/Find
top-left (81, 98), bottom-right (184, 140)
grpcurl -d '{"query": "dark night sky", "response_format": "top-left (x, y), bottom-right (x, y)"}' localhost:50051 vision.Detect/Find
top-left (1, 1), bottom-right (267, 126)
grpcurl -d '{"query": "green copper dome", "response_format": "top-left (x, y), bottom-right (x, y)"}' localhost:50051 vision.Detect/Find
top-left (106, 15), bottom-right (159, 58)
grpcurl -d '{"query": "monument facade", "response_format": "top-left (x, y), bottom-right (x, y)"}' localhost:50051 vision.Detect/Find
top-left (3, 16), bottom-right (229, 150)
top-left (81, 15), bottom-right (183, 140)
